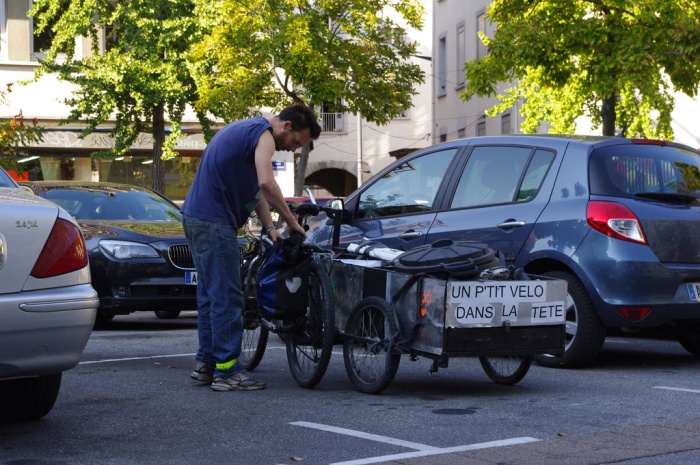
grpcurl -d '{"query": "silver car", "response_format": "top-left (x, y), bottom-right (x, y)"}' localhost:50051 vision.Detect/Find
top-left (0, 168), bottom-right (98, 422)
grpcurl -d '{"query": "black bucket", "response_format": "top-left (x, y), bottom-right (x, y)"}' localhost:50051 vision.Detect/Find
top-left (393, 240), bottom-right (502, 279)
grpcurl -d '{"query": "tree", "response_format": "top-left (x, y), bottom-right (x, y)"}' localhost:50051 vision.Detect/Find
top-left (461, 0), bottom-right (700, 138)
top-left (188, 0), bottom-right (425, 195)
top-left (29, 0), bottom-right (210, 193)
top-left (0, 84), bottom-right (43, 175)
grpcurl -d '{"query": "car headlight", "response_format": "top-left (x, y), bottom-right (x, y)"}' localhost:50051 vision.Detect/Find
top-left (99, 240), bottom-right (160, 259)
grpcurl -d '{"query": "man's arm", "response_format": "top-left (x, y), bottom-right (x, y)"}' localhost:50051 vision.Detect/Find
top-left (254, 131), bottom-right (306, 237)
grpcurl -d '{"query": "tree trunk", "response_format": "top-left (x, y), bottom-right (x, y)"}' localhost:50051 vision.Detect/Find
top-left (294, 143), bottom-right (310, 196)
top-left (601, 94), bottom-right (617, 137)
top-left (152, 101), bottom-right (165, 194)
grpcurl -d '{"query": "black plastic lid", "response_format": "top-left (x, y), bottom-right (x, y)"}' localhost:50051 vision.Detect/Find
top-left (395, 240), bottom-right (490, 268)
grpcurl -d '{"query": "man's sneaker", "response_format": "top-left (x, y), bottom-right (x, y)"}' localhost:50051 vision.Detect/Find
top-left (211, 370), bottom-right (266, 391)
top-left (190, 362), bottom-right (214, 385)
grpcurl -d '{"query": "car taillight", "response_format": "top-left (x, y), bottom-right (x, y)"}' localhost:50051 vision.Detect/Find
top-left (31, 218), bottom-right (88, 278)
top-left (617, 306), bottom-right (652, 321)
top-left (586, 201), bottom-right (647, 245)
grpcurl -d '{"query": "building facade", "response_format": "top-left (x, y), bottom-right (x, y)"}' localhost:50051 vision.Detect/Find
top-left (0, 0), bottom-right (433, 200)
top-left (432, 0), bottom-right (700, 150)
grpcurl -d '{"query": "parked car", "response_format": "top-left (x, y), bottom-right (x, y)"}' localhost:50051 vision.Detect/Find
top-left (0, 168), bottom-right (98, 421)
top-left (306, 135), bottom-right (700, 367)
top-left (20, 181), bottom-right (197, 327)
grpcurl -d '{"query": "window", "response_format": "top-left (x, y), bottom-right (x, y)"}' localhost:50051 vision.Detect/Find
top-left (477, 12), bottom-right (488, 59)
top-left (32, 0), bottom-right (69, 55)
top-left (457, 128), bottom-right (466, 139)
top-left (437, 35), bottom-right (447, 97)
top-left (0, 0), bottom-right (6, 59)
top-left (450, 146), bottom-right (553, 208)
top-left (501, 113), bottom-right (511, 134)
top-left (590, 145), bottom-right (700, 203)
top-left (456, 23), bottom-right (465, 88)
top-left (477, 120), bottom-right (486, 136)
top-left (357, 149), bottom-right (458, 219)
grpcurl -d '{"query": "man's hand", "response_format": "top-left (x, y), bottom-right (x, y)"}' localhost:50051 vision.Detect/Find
top-left (286, 221), bottom-right (307, 240)
top-left (268, 228), bottom-right (285, 243)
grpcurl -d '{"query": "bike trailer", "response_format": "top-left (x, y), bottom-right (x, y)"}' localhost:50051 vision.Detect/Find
top-left (332, 240), bottom-right (567, 359)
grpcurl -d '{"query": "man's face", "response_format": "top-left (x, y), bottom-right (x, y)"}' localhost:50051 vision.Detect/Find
top-left (276, 122), bottom-right (311, 152)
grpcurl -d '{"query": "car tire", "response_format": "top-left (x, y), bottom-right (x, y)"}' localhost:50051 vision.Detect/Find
top-left (678, 332), bottom-right (700, 356)
top-left (154, 310), bottom-right (181, 320)
top-left (533, 271), bottom-right (606, 368)
top-left (92, 311), bottom-right (115, 330)
top-left (0, 373), bottom-right (62, 422)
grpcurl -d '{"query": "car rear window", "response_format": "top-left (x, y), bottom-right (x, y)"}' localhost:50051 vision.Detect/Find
top-left (0, 167), bottom-right (18, 187)
top-left (590, 143), bottom-right (700, 205)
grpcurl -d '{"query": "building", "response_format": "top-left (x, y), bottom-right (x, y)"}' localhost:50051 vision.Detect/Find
top-left (0, 0), bottom-right (433, 201)
top-left (432, 0), bottom-right (700, 150)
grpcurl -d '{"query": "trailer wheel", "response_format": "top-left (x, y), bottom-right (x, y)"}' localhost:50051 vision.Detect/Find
top-left (343, 296), bottom-right (401, 394)
top-left (479, 355), bottom-right (532, 385)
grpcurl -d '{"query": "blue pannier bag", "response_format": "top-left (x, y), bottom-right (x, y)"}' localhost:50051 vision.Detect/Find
top-left (256, 235), bottom-right (313, 319)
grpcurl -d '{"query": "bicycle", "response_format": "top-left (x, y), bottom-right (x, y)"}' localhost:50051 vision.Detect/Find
top-left (239, 197), bottom-right (342, 388)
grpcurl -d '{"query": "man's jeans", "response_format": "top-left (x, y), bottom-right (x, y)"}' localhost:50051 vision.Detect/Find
top-left (182, 214), bottom-right (243, 377)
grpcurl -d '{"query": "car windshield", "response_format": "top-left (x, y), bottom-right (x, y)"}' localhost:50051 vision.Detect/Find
top-left (590, 144), bottom-right (700, 205)
top-left (41, 186), bottom-right (182, 222)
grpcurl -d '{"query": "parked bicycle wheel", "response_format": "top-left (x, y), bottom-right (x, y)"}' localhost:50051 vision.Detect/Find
top-left (479, 355), bottom-right (532, 385)
top-left (239, 256), bottom-right (269, 371)
top-left (343, 296), bottom-right (401, 395)
top-left (286, 259), bottom-right (335, 388)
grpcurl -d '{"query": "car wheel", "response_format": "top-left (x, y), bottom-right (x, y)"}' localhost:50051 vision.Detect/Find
top-left (678, 332), bottom-right (700, 356)
top-left (93, 311), bottom-right (115, 330)
top-left (0, 373), bottom-right (62, 422)
top-left (154, 310), bottom-right (181, 320)
top-left (533, 271), bottom-right (606, 368)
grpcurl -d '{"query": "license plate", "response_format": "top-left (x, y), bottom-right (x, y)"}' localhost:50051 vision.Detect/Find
top-left (185, 271), bottom-right (198, 285)
top-left (686, 283), bottom-right (700, 302)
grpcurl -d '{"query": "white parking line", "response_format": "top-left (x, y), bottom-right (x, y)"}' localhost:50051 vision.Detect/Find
top-left (291, 421), bottom-right (540, 465)
top-left (78, 346), bottom-right (290, 365)
top-left (654, 386), bottom-right (700, 394)
top-left (79, 353), bottom-right (196, 364)
top-left (291, 421), bottom-right (441, 451)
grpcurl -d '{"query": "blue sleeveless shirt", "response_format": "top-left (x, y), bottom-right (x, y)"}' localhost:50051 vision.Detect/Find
top-left (181, 116), bottom-right (271, 228)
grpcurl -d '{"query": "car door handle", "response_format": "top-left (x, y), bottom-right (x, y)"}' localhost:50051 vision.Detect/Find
top-left (496, 220), bottom-right (526, 230)
top-left (398, 230), bottom-right (423, 240)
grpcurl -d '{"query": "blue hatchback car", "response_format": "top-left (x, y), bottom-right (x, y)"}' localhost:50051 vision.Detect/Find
top-left (307, 135), bottom-right (700, 367)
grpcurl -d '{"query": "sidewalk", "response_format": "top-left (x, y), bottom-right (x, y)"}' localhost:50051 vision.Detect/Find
top-left (382, 418), bottom-right (700, 465)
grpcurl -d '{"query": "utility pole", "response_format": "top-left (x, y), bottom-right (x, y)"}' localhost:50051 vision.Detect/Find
top-left (356, 112), bottom-right (363, 188)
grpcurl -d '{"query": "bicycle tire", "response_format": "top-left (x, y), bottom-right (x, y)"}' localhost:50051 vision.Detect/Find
top-left (286, 259), bottom-right (335, 388)
top-left (343, 296), bottom-right (401, 395)
top-left (239, 258), bottom-right (269, 371)
top-left (479, 355), bottom-right (532, 385)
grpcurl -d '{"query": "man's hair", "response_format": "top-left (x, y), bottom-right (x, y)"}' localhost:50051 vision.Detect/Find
top-left (279, 104), bottom-right (322, 139)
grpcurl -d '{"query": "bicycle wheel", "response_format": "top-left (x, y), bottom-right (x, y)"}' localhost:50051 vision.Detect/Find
top-left (343, 296), bottom-right (401, 394)
top-left (286, 259), bottom-right (335, 388)
top-left (239, 258), bottom-right (269, 371)
top-left (479, 355), bottom-right (532, 385)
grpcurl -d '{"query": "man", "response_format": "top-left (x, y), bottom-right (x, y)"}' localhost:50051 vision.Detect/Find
top-left (181, 104), bottom-right (322, 391)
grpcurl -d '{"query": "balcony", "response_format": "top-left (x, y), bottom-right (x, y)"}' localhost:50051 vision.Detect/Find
top-left (319, 112), bottom-right (346, 134)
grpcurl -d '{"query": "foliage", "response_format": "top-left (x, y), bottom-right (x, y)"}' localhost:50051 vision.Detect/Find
top-left (462, 0), bottom-right (700, 138)
top-left (28, 0), bottom-right (425, 194)
top-left (28, 0), bottom-right (211, 192)
top-left (190, 0), bottom-right (424, 195)
top-left (190, 0), bottom-right (424, 123)
top-left (0, 84), bottom-right (43, 174)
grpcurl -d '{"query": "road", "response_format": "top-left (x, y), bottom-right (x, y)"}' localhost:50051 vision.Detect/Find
top-left (2, 311), bottom-right (700, 465)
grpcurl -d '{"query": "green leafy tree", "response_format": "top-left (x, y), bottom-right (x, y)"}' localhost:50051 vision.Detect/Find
top-left (0, 84), bottom-right (43, 175)
top-left (462, 0), bottom-right (700, 138)
top-left (29, 0), bottom-right (210, 193)
top-left (189, 0), bottom-right (425, 195)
